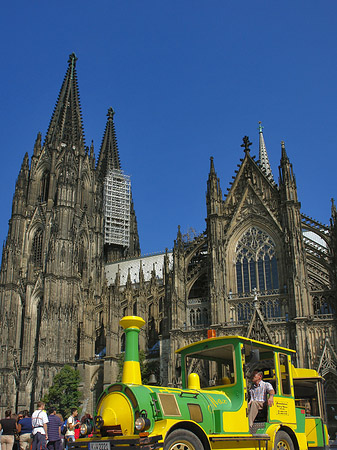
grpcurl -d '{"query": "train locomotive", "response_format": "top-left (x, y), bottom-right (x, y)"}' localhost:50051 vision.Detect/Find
top-left (70, 316), bottom-right (329, 450)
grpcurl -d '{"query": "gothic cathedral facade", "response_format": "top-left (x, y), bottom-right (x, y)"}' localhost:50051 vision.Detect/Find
top-left (1, 55), bottom-right (337, 434)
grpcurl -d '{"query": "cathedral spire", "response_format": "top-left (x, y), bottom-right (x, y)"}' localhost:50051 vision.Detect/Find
top-left (45, 53), bottom-right (85, 151)
top-left (96, 107), bottom-right (121, 180)
top-left (258, 122), bottom-right (273, 180)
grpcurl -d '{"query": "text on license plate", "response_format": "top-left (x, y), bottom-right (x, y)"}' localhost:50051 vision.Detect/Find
top-left (89, 443), bottom-right (111, 450)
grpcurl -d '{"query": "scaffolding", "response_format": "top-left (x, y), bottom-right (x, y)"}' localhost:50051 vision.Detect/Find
top-left (103, 169), bottom-right (131, 247)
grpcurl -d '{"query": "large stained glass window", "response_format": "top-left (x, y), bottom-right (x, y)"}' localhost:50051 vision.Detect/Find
top-left (235, 227), bottom-right (279, 294)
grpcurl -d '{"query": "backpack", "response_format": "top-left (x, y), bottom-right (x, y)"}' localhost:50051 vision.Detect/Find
top-left (61, 420), bottom-right (68, 436)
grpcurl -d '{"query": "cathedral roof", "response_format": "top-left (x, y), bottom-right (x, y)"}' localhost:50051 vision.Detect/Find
top-left (45, 53), bottom-right (85, 151)
top-left (105, 251), bottom-right (173, 286)
top-left (96, 107), bottom-right (121, 179)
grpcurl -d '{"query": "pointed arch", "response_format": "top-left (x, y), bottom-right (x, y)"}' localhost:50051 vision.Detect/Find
top-left (77, 233), bottom-right (88, 277)
top-left (32, 228), bottom-right (44, 268)
top-left (234, 226), bottom-right (279, 294)
top-left (39, 170), bottom-right (50, 202)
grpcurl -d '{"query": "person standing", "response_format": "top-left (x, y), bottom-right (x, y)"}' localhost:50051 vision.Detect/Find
top-left (47, 407), bottom-right (62, 450)
top-left (31, 401), bottom-right (49, 450)
top-left (65, 409), bottom-right (78, 449)
top-left (17, 410), bottom-right (32, 450)
top-left (0, 410), bottom-right (18, 450)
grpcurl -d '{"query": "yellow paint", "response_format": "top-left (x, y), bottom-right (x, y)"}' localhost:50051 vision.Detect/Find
top-left (151, 419), bottom-right (206, 444)
top-left (122, 360), bottom-right (142, 385)
top-left (270, 397), bottom-right (296, 423)
top-left (119, 316), bottom-right (145, 330)
top-left (305, 418), bottom-right (318, 446)
top-left (221, 407), bottom-right (248, 433)
top-left (188, 373), bottom-right (201, 390)
top-left (98, 392), bottom-right (134, 435)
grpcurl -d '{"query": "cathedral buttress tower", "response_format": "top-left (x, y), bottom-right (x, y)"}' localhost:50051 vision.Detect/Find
top-left (278, 141), bottom-right (312, 366)
top-left (206, 157), bottom-right (225, 325)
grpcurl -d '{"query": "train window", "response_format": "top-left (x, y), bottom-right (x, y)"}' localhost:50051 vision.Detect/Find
top-left (185, 344), bottom-right (235, 389)
top-left (294, 379), bottom-right (322, 417)
top-left (279, 353), bottom-right (291, 395)
top-left (188, 404), bottom-right (203, 423)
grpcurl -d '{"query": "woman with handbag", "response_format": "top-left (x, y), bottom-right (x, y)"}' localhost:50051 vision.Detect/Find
top-left (0, 410), bottom-right (18, 450)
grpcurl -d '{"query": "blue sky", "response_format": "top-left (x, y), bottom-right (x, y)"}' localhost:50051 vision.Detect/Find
top-left (1, 1), bottom-right (337, 254)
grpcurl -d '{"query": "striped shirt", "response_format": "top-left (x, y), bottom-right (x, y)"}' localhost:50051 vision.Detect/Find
top-left (47, 415), bottom-right (62, 441)
top-left (249, 379), bottom-right (273, 402)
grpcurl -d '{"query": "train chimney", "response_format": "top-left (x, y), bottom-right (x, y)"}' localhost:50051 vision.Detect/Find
top-left (119, 316), bottom-right (145, 385)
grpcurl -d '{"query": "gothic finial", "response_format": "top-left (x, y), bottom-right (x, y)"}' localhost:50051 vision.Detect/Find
top-left (68, 53), bottom-right (78, 80)
top-left (68, 52), bottom-right (78, 66)
top-left (210, 156), bottom-right (215, 172)
top-left (241, 136), bottom-right (252, 153)
top-left (107, 107), bottom-right (115, 120)
top-left (258, 121), bottom-right (263, 133)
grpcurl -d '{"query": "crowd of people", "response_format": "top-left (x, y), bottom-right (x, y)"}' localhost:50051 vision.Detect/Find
top-left (0, 402), bottom-right (93, 450)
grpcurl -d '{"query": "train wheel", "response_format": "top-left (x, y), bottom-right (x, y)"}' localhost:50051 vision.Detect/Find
top-left (164, 429), bottom-right (203, 450)
top-left (274, 431), bottom-right (294, 450)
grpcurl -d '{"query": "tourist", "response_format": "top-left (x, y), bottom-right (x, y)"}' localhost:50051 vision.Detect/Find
top-left (248, 370), bottom-right (274, 428)
top-left (17, 410), bottom-right (32, 450)
top-left (0, 410), bottom-right (18, 450)
top-left (65, 409), bottom-right (79, 449)
top-left (31, 401), bottom-right (48, 450)
top-left (47, 407), bottom-right (62, 450)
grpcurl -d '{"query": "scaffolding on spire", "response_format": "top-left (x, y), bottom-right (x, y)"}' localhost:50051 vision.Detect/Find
top-left (103, 168), bottom-right (131, 247)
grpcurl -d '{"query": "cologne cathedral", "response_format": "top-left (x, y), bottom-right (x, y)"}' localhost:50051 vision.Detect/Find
top-left (1, 54), bottom-right (337, 433)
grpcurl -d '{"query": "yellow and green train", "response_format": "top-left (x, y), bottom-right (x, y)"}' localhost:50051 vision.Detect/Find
top-left (70, 316), bottom-right (329, 450)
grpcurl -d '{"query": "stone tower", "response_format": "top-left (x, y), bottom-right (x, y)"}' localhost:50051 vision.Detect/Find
top-left (0, 54), bottom-right (139, 413)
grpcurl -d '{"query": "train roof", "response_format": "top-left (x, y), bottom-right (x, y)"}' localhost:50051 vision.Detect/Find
top-left (176, 334), bottom-right (296, 355)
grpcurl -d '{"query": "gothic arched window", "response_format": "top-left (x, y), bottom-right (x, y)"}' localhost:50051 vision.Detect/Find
top-left (78, 236), bottom-right (86, 276)
top-left (32, 229), bottom-right (43, 268)
top-left (235, 227), bottom-right (279, 294)
top-left (39, 171), bottom-right (50, 202)
top-left (190, 309), bottom-right (195, 327)
top-left (121, 333), bottom-right (125, 352)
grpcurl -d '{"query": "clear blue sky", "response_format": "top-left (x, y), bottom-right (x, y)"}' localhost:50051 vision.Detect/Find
top-left (1, 1), bottom-right (337, 255)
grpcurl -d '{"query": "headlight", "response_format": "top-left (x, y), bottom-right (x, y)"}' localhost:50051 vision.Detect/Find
top-left (80, 421), bottom-right (93, 437)
top-left (135, 417), bottom-right (150, 432)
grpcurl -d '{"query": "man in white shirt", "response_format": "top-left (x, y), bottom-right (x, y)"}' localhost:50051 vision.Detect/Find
top-left (31, 401), bottom-right (49, 450)
top-left (65, 409), bottom-right (78, 449)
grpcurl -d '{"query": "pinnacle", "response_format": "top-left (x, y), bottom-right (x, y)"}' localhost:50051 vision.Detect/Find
top-left (107, 107), bottom-right (115, 120)
top-left (258, 122), bottom-right (274, 181)
top-left (96, 107), bottom-right (121, 178)
top-left (44, 53), bottom-right (85, 150)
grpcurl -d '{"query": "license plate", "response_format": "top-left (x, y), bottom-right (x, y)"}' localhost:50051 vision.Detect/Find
top-left (89, 442), bottom-right (111, 450)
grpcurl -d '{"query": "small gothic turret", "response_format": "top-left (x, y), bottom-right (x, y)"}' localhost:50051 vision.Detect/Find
top-left (279, 141), bottom-right (298, 203)
top-left (33, 132), bottom-right (42, 157)
top-left (206, 157), bottom-right (222, 216)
